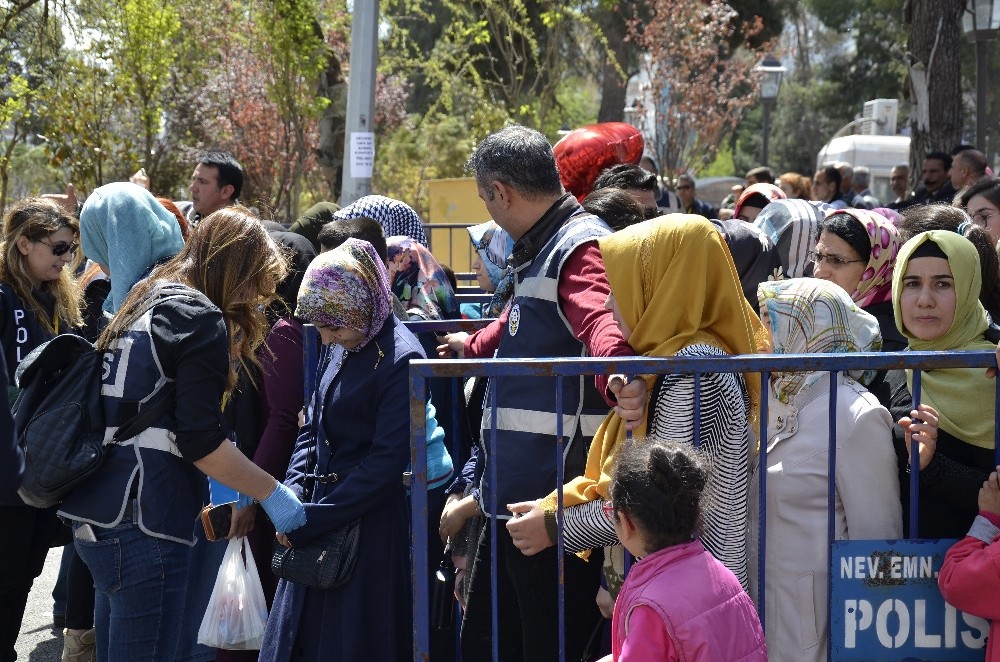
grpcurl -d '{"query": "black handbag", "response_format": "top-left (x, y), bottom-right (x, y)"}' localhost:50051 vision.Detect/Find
top-left (270, 517), bottom-right (360, 589)
top-left (270, 353), bottom-right (361, 589)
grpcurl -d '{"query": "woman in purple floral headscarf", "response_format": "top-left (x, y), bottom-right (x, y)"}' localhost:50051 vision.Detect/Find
top-left (261, 238), bottom-right (425, 661)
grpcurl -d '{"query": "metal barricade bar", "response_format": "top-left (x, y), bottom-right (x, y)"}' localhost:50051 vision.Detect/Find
top-left (407, 350), bottom-right (999, 662)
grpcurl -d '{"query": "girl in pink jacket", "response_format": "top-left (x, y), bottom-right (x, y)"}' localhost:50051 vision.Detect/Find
top-left (938, 465), bottom-right (1000, 661)
top-left (600, 438), bottom-right (767, 661)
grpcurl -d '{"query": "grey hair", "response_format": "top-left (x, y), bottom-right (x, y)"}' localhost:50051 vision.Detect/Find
top-left (676, 173), bottom-right (696, 187)
top-left (465, 125), bottom-right (563, 199)
top-left (853, 166), bottom-right (871, 188)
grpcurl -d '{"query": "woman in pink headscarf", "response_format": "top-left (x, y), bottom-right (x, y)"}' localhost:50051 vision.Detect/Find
top-left (812, 208), bottom-right (904, 352)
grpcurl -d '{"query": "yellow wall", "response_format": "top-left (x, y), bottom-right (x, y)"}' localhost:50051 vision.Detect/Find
top-left (426, 178), bottom-right (491, 274)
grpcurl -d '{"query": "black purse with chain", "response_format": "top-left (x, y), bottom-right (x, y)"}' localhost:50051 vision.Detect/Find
top-left (271, 349), bottom-right (361, 589)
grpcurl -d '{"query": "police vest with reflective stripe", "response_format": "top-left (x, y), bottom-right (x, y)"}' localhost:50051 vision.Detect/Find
top-left (59, 285), bottom-right (206, 545)
top-left (480, 213), bottom-right (612, 517)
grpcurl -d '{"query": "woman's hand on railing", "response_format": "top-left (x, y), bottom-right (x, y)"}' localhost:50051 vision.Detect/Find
top-left (986, 347), bottom-right (1000, 378)
top-left (436, 332), bottom-right (468, 358)
top-left (506, 499), bottom-right (553, 556)
top-left (898, 403), bottom-right (940, 471)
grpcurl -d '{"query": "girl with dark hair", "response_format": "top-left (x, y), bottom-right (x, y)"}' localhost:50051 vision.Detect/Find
top-left (59, 208), bottom-right (305, 661)
top-left (0, 197), bottom-right (82, 662)
top-left (598, 438), bottom-right (766, 662)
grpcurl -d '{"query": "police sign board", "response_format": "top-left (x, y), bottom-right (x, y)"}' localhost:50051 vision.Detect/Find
top-left (831, 540), bottom-right (988, 660)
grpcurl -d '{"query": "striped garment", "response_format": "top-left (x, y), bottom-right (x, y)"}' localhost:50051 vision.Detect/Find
top-left (558, 344), bottom-right (752, 589)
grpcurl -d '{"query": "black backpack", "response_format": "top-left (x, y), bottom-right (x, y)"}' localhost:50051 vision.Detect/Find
top-left (13, 334), bottom-right (172, 508)
top-left (14, 334), bottom-right (106, 508)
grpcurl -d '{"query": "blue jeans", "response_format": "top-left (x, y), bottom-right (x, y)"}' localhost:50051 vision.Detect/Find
top-left (73, 514), bottom-right (191, 662)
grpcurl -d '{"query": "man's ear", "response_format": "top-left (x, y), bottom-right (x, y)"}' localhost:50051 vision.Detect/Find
top-left (221, 184), bottom-right (235, 202)
top-left (493, 181), bottom-right (514, 209)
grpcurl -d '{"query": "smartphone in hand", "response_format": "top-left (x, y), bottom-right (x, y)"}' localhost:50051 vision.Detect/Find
top-left (200, 502), bottom-right (235, 541)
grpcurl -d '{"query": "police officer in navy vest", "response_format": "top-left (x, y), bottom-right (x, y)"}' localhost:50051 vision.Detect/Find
top-left (454, 125), bottom-right (647, 661)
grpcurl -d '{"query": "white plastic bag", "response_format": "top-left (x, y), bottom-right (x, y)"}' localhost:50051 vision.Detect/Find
top-left (197, 537), bottom-right (269, 650)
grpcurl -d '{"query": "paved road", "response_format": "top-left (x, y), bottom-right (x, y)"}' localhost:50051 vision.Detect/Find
top-left (16, 545), bottom-right (63, 662)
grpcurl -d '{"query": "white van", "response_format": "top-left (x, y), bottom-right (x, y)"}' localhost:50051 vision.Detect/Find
top-left (817, 134), bottom-right (910, 204)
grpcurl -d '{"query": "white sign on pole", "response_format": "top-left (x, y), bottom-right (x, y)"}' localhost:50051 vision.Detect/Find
top-left (350, 132), bottom-right (375, 179)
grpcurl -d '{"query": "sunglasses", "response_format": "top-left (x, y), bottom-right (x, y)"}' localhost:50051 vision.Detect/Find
top-left (37, 238), bottom-right (79, 257)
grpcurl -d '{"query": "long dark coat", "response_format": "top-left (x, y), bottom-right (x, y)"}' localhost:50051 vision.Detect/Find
top-left (259, 316), bottom-right (422, 660)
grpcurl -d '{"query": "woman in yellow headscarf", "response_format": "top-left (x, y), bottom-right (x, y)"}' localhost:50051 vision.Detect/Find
top-left (506, 214), bottom-right (768, 594)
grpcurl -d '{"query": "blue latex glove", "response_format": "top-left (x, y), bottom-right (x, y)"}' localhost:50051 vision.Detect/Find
top-left (235, 492), bottom-right (254, 510)
top-left (260, 482), bottom-right (307, 533)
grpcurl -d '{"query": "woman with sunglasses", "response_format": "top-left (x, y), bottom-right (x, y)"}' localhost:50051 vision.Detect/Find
top-left (0, 197), bottom-right (84, 662)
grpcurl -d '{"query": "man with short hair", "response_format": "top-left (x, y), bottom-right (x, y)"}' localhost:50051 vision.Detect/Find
top-left (592, 163), bottom-right (663, 218)
top-left (812, 166), bottom-right (848, 209)
top-left (950, 148), bottom-right (988, 192)
top-left (745, 166), bottom-right (775, 185)
top-left (180, 151), bottom-right (244, 223)
top-left (911, 151), bottom-right (956, 205)
top-left (887, 164), bottom-right (911, 209)
top-left (633, 157), bottom-right (685, 213)
top-left (850, 166), bottom-right (880, 209)
top-left (834, 161), bottom-right (869, 208)
top-left (675, 173), bottom-right (718, 217)
top-left (449, 124), bottom-right (646, 661)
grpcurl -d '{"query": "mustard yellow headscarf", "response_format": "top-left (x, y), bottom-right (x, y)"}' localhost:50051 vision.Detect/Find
top-left (892, 230), bottom-right (996, 450)
top-left (539, 215), bottom-right (769, 511)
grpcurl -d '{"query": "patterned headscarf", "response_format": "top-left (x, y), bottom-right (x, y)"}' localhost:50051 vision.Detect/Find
top-left (754, 199), bottom-right (824, 278)
top-left (334, 195), bottom-right (428, 246)
top-left (759, 278), bottom-right (882, 404)
top-left (80, 182), bottom-right (185, 313)
top-left (295, 238), bottom-right (392, 349)
top-left (825, 209), bottom-right (901, 308)
top-left (386, 236), bottom-right (458, 320)
top-left (467, 220), bottom-right (515, 317)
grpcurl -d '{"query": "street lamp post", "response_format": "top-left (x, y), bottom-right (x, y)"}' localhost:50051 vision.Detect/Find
top-left (963, 0), bottom-right (1000, 153)
top-left (754, 55), bottom-right (786, 167)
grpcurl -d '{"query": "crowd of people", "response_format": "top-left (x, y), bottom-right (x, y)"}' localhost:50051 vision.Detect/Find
top-left (2, 125), bottom-right (1000, 662)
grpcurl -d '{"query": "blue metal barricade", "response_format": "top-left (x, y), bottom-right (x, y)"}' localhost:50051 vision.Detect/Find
top-left (408, 350), bottom-right (1000, 662)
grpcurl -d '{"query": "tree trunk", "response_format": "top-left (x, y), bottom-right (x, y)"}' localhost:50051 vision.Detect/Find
top-left (905, 0), bottom-right (965, 178)
top-left (597, 55), bottom-right (628, 123)
top-left (595, 2), bottom-right (636, 124)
